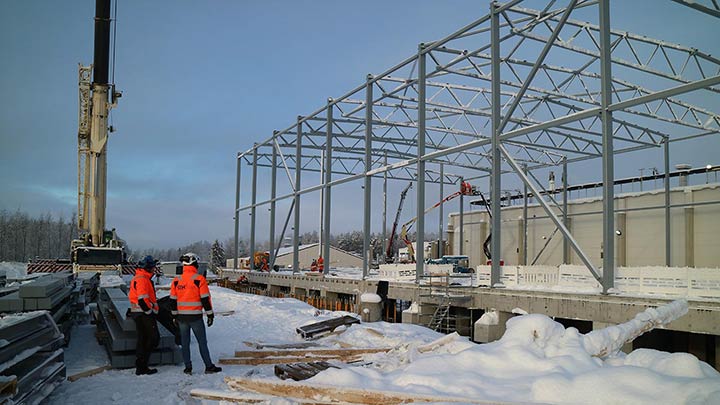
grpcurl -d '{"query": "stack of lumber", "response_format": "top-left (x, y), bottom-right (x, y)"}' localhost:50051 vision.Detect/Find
top-left (296, 315), bottom-right (360, 339)
top-left (95, 286), bottom-right (181, 368)
top-left (0, 311), bottom-right (66, 404)
top-left (220, 347), bottom-right (391, 367)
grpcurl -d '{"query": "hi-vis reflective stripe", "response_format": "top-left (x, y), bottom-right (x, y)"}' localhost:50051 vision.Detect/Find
top-left (177, 309), bottom-right (203, 314)
top-left (138, 294), bottom-right (149, 299)
top-left (178, 301), bottom-right (202, 306)
top-left (200, 293), bottom-right (210, 298)
top-left (170, 295), bottom-right (177, 299)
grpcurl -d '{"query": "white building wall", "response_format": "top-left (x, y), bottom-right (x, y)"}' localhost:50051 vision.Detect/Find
top-left (447, 184), bottom-right (720, 269)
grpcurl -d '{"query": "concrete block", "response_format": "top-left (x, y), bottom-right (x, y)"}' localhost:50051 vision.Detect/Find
top-left (18, 276), bottom-right (64, 298)
top-left (31, 286), bottom-right (73, 310)
top-left (473, 310), bottom-right (514, 344)
top-left (0, 292), bottom-right (24, 312)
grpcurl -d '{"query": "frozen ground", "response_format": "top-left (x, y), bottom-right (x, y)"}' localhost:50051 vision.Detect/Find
top-left (47, 286), bottom-right (720, 404)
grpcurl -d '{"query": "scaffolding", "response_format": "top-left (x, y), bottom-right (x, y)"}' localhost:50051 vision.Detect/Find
top-left (234, 0), bottom-right (720, 294)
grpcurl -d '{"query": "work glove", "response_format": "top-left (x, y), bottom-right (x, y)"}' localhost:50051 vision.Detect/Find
top-left (207, 314), bottom-right (214, 327)
top-left (172, 317), bottom-right (178, 327)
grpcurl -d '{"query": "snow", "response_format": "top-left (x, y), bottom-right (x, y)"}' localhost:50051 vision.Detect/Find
top-left (359, 293), bottom-right (381, 303)
top-left (0, 261), bottom-right (26, 280)
top-left (46, 288), bottom-right (720, 404)
top-left (476, 309), bottom-right (499, 326)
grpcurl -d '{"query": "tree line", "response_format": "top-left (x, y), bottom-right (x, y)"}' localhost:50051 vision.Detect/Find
top-left (0, 209), bottom-right (438, 264)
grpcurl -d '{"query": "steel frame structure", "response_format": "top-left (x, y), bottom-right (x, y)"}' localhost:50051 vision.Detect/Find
top-left (234, 0), bottom-right (720, 293)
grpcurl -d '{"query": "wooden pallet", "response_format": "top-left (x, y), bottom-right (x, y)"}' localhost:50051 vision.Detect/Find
top-left (274, 361), bottom-right (340, 381)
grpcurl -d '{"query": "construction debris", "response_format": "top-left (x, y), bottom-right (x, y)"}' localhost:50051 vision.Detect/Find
top-left (0, 311), bottom-right (66, 404)
top-left (66, 365), bottom-right (113, 382)
top-left (274, 361), bottom-right (340, 381)
top-left (296, 315), bottom-right (360, 339)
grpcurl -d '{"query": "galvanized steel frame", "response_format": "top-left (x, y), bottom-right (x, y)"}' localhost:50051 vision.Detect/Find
top-left (233, 0), bottom-right (720, 293)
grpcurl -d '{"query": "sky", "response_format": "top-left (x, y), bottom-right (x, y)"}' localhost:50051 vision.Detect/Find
top-left (1, 0), bottom-right (718, 250)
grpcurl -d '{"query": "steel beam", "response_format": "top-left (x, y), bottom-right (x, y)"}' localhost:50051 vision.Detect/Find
top-left (250, 145), bottom-right (258, 270)
top-left (269, 140), bottom-right (277, 267)
top-left (563, 158), bottom-right (569, 264)
top-left (364, 77), bottom-right (373, 279)
top-left (500, 145), bottom-right (602, 284)
top-left (600, 0), bottom-right (615, 293)
top-left (233, 153), bottom-right (241, 270)
top-left (294, 118), bottom-right (302, 274)
top-left (664, 138), bottom-right (671, 266)
top-left (439, 163), bottom-right (444, 258)
top-left (416, 45), bottom-right (427, 283)
top-left (323, 101), bottom-right (333, 274)
top-left (490, 2), bottom-right (502, 287)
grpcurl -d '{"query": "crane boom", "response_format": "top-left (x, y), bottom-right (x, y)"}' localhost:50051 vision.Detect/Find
top-left (400, 181), bottom-right (474, 263)
top-left (71, 0), bottom-right (126, 270)
top-left (385, 182), bottom-right (412, 262)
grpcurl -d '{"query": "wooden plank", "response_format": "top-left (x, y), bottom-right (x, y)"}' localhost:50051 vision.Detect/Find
top-left (224, 377), bottom-right (507, 404)
top-left (67, 365), bottom-right (112, 382)
top-left (0, 376), bottom-right (17, 397)
top-left (234, 347), bottom-right (391, 358)
top-left (243, 341), bottom-right (319, 350)
top-left (190, 388), bottom-right (334, 404)
top-left (220, 355), bottom-right (360, 365)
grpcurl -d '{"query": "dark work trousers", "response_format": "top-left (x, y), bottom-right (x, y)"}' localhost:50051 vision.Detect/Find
top-left (177, 317), bottom-right (212, 369)
top-left (133, 313), bottom-right (160, 371)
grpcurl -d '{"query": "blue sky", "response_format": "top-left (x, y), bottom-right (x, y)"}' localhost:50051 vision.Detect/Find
top-left (1, 1), bottom-right (718, 250)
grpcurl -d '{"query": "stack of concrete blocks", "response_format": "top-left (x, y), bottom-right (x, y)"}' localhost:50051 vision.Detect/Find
top-left (96, 286), bottom-right (181, 368)
top-left (0, 273), bottom-right (78, 345)
top-left (0, 269), bottom-right (5, 287)
top-left (0, 311), bottom-right (66, 404)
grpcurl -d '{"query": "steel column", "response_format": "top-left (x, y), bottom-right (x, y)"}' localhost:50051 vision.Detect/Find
top-left (324, 100), bottom-right (333, 274)
top-left (294, 118), bottom-right (302, 273)
top-left (490, 2), bottom-right (502, 287)
top-left (522, 165), bottom-right (528, 266)
top-left (439, 163), bottom-right (444, 258)
top-left (382, 153), bottom-right (388, 263)
top-left (416, 45), bottom-right (427, 283)
top-left (459, 177), bottom-right (464, 256)
top-left (269, 139), bottom-right (277, 268)
top-left (562, 158), bottom-right (569, 264)
top-left (664, 138), bottom-right (671, 266)
top-left (599, 0), bottom-right (615, 293)
top-left (363, 76), bottom-right (373, 279)
top-left (233, 153), bottom-right (241, 270)
top-left (250, 145), bottom-right (258, 270)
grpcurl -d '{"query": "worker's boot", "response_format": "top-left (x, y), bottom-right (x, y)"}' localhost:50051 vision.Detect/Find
top-left (205, 365), bottom-right (222, 374)
top-left (136, 367), bottom-right (158, 375)
top-left (183, 366), bottom-right (192, 375)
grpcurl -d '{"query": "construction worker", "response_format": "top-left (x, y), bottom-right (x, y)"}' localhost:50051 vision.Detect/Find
top-left (128, 255), bottom-right (160, 375)
top-left (310, 259), bottom-right (318, 272)
top-left (170, 252), bottom-right (222, 375)
top-left (317, 256), bottom-right (324, 272)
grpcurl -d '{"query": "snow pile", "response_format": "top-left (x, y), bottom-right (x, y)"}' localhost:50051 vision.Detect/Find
top-left (359, 292), bottom-right (382, 303)
top-left (47, 288), bottom-right (720, 404)
top-left (476, 309), bottom-right (499, 326)
top-left (0, 261), bottom-right (26, 279)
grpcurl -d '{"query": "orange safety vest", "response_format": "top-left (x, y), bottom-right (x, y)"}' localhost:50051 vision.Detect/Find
top-left (128, 268), bottom-right (159, 315)
top-left (317, 257), bottom-right (324, 271)
top-left (170, 265), bottom-right (213, 316)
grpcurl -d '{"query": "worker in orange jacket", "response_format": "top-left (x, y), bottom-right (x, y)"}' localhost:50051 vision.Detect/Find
top-left (128, 255), bottom-right (160, 375)
top-left (317, 256), bottom-right (324, 272)
top-left (170, 253), bottom-right (222, 375)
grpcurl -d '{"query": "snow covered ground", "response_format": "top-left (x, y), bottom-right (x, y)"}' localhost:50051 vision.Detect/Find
top-left (47, 285), bottom-right (720, 404)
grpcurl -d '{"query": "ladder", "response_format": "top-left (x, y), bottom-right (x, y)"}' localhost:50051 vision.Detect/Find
top-left (427, 298), bottom-right (451, 331)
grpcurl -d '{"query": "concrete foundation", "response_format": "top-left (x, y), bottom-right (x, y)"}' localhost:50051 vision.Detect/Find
top-left (473, 310), bottom-right (514, 344)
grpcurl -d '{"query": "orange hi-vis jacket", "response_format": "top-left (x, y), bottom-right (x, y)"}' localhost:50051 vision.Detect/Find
top-left (129, 268), bottom-right (159, 315)
top-left (170, 265), bottom-right (213, 317)
top-left (317, 257), bottom-right (324, 271)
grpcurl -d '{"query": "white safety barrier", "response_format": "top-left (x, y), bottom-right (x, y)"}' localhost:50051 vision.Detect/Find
top-left (378, 263), bottom-right (455, 281)
top-left (476, 264), bottom-right (720, 299)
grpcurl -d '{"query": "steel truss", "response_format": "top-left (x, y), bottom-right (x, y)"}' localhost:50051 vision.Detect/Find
top-left (234, 0), bottom-right (720, 293)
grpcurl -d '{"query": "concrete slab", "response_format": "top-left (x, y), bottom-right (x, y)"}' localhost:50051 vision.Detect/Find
top-left (18, 276), bottom-right (65, 298)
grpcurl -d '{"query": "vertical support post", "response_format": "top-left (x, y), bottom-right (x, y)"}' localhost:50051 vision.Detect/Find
top-left (439, 163), bottom-right (444, 258)
top-left (522, 165), bottom-right (528, 265)
top-left (599, 0), bottom-right (615, 292)
top-left (319, 149), bottom-right (324, 257)
top-left (459, 177), bottom-right (464, 256)
top-left (269, 137), bottom-right (277, 268)
top-left (664, 139), bottom-right (671, 266)
top-left (382, 152), bottom-right (388, 263)
top-left (416, 45), bottom-right (427, 283)
top-left (363, 76), bottom-right (373, 279)
top-left (324, 100), bottom-right (333, 274)
top-left (294, 117), bottom-right (302, 273)
top-left (250, 144), bottom-right (258, 270)
top-left (490, 2), bottom-right (502, 287)
top-left (233, 153), bottom-right (242, 270)
top-left (562, 158), bottom-right (569, 264)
